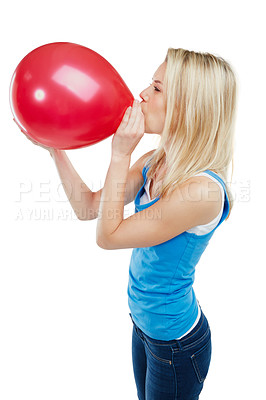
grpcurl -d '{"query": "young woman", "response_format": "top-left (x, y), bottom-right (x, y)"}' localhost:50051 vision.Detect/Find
top-left (24, 48), bottom-right (237, 399)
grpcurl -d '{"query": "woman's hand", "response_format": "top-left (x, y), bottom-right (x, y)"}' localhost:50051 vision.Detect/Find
top-left (13, 118), bottom-right (55, 155)
top-left (111, 99), bottom-right (144, 158)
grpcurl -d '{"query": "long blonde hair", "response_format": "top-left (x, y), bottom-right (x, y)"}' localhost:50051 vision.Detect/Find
top-left (146, 48), bottom-right (237, 219)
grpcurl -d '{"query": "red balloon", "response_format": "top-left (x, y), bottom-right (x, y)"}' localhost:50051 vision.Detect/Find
top-left (9, 42), bottom-right (134, 149)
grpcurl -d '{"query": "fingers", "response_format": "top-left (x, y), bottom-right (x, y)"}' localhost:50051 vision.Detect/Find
top-left (117, 106), bottom-right (131, 133)
top-left (127, 100), bottom-right (144, 132)
top-left (122, 106), bottom-right (132, 123)
top-left (132, 102), bottom-right (144, 133)
top-left (135, 104), bottom-right (144, 131)
top-left (117, 100), bottom-right (143, 134)
top-left (139, 108), bottom-right (145, 132)
top-left (128, 100), bottom-right (139, 125)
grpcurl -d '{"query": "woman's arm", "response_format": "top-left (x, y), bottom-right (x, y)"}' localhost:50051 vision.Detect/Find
top-left (96, 99), bottom-right (145, 247)
top-left (50, 149), bottom-right (96, 221)
top-left (96, 154), bottom-right (131, 246)
top-left (97, 175), bottom-right (223, 250)
top-left (18, 120), bottom-right (151, 221)
top-left (51, 148), bottom-right (153, 222)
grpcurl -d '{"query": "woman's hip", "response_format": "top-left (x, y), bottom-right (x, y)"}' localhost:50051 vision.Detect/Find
top-left (129, 308), bottom-right (211, 367)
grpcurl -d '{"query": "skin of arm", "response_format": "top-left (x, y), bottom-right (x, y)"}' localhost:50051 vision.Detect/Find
top-left (50, 149), bottom-right (96, 221)
top-left (50, 148), bottom-right (153, 222)
top-left (96, 154), bottom-right (131, 247)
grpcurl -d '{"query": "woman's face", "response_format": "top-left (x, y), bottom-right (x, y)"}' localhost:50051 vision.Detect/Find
top-left (139, 61), bottom-right (167, 135)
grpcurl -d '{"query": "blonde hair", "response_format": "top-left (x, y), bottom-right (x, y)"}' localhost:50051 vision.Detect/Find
top-left (146, 48), bottom-right (237, 219)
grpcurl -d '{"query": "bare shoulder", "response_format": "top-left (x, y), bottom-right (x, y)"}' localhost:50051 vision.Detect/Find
top-left (170, 175), bottom-right (223, 225)
top-left (185, 174), bottom-right (222, 198)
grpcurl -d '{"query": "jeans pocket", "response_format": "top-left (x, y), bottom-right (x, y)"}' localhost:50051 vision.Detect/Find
top-left (143, 338), bottom-right (173, 365)
top-left (190, 337), bottom-right (212, 383)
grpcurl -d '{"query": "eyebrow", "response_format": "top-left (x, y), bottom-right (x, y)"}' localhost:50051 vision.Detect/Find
top-left (152, 77), bottom-right (163, 85)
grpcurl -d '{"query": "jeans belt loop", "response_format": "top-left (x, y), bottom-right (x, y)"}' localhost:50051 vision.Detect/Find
top-left (172, 339), bottom-right (183, 352)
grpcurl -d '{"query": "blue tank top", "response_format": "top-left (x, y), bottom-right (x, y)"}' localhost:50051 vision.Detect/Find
top-left (127, 163), bottom-right (230, 340)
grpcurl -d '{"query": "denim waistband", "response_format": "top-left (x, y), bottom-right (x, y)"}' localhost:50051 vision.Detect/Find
top-left (129, 307), bottom-right (210, 350)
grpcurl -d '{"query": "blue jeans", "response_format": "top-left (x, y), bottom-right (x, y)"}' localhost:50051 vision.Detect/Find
top-left (129, 308), bottom-right (212, 400)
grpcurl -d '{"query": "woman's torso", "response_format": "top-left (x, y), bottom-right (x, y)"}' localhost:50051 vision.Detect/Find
top-left (127, 164), bottom-right (230, 340)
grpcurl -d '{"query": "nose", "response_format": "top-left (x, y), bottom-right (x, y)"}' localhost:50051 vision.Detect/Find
top-left (139, 90), bottom-right (149, 102)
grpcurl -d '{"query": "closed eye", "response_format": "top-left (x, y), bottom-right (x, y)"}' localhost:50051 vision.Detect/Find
top-left (149, 83), bottom-right (160, 92)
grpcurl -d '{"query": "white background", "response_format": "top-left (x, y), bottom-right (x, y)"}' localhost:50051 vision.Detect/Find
top-left (1, 0), bottom-right (265, 399)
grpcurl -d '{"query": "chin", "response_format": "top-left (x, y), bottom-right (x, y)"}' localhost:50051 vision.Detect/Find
top-left (144, 121), bottom-right (161, 135)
